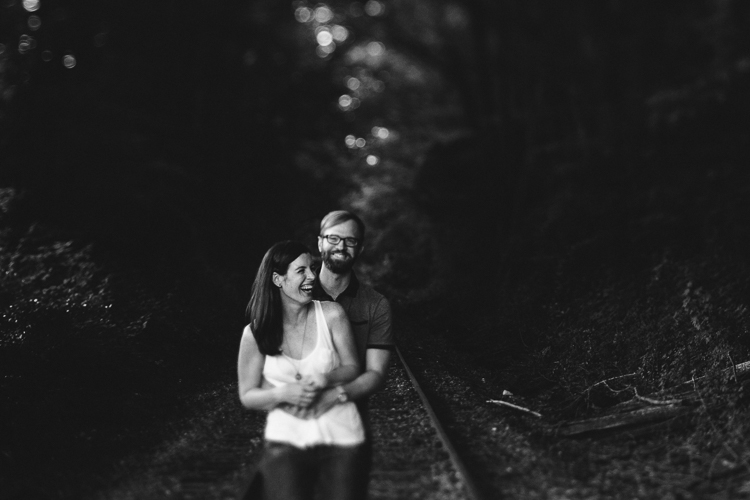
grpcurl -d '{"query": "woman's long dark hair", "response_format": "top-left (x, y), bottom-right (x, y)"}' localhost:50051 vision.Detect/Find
top-left (246, 241), bottom-right (311, 356)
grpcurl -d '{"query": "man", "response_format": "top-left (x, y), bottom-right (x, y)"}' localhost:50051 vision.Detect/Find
top-left (311, 209), bottom-right (394, 497)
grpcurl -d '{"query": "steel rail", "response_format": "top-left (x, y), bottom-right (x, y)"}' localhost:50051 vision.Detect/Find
top-left (395, 345), bottom-right (486, 500)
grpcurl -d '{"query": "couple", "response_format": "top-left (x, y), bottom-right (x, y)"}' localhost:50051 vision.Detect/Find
top-left (237, 210), bottom-right (394, 500)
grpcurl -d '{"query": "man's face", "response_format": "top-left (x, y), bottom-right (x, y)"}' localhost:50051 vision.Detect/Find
top-left (318, 219), bottom-right (362, 274)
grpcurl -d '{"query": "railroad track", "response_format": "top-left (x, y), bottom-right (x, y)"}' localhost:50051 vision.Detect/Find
top-left (367, 346), bottom-right (485, 500)
top-left (98, 346), bottom-right (487, 499)
top-left (238, 346), bottom-right (486, 500)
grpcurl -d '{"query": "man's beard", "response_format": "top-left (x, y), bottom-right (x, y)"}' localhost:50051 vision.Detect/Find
top-left (322, 249), bottom-right (355, 274)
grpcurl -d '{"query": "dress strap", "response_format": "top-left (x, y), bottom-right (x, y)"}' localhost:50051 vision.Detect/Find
top-left (313, 300), bottom-right (335, 350)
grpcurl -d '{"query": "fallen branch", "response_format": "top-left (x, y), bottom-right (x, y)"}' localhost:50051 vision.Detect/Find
top-left (602, 381), bottom-right (635, 395)
top-left (734, 360), bottom-right (750, 375)
top-left (729, 353), bottom-right (738, 384)
top-left (554, 360), bottom-right (750, 438)
top-left (668, 361), bottom-right (750, 394)
top-left (633, 387), bottom-right (684, 406)
top-left (487, 399), bottom-right (542, 418)
top-left (634, 394), bottom-right (684, 405)
top-left (555, 404), bottom-right (690, 437)
top-left (588, 373), bottom-right (637, 392)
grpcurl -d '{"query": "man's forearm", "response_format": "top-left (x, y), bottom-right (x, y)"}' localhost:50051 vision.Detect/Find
top-left (324, 364), bottom-right (360, 387)
top-left (302, 369), bottom-right (386, 419)
top-left (341, 369), bottom-right (386, 401)
top-left (300, 349), bottom-right (392, 418)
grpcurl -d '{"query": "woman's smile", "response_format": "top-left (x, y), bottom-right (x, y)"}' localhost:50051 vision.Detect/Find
top-left (276, 252), bottom-right (317, 303)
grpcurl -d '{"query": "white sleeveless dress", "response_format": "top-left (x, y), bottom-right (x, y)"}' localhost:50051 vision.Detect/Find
top-left (263, 300), bottom-right (365, 448)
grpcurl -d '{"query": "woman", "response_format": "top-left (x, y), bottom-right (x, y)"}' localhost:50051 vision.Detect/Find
top-left (238, 240), bottom-right (365, 500)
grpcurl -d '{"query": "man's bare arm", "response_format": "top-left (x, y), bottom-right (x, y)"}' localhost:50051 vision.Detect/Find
top-left (306, 348), bottom-right (391, 418)
top-left (345, 348), bottom-right (390, 399)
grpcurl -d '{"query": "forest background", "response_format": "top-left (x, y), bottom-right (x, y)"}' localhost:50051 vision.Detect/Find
top-left (1, 0), bottom-right (750, 498)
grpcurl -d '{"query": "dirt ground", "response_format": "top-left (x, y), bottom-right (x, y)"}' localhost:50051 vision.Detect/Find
top-left (80, 309), bottom-right (750, 500)
top-left (396, 311), bottom-right (750, 500)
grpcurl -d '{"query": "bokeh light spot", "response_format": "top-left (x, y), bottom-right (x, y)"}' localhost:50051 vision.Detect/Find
top-left (316, 29), bottom-right (333, 47)
top-left (22, 0), bottom-right (39, 12)
top-left (373, 80), bottom-right (385, 92)
top-left (316, 44), bottom-right (335, 58)
top-left (332, 25), bottom-right (349, 42)
top-left (355, 138), bottom-right (366, 148)
top-left (338, 94), bottom-right (352, 110)
top-left (351, 97), bottom-right (361, 109)
top-left (366, 155), bottom-right (379, 165)
top-left (372, 126), bottom-right (390, 139)
top-left (346, 46), bottom-right (367, 63)
top-left (295, 7), bottom-right (312, 23)
top-left (63, 54), bottom-right (76, 69)
top-left (345, 135), bottom-right (356, 148)
top-left (366, 41), bottom-right (385, 57)
top-left (18, 35), bottom-right (35, 55)
top-left (28, 15), bottom-right (41, 30)
top-left (314, 5), bottom-right (333, 23)
top-left (364, 0), bottom-right (384, 16)
top-left (445, 4), bottom-right (469, 29)
top-left (41, 50), bottom-right (52, 61)
top-left (346, 77), bottom-right (360, 91)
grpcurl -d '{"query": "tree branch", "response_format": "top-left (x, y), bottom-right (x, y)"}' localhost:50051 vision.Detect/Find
top-left (487, 399), bottom-right (542, 418)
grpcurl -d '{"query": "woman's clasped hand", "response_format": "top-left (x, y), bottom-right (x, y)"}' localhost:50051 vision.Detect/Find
top-left (283, 374), bottom-right (327, 409)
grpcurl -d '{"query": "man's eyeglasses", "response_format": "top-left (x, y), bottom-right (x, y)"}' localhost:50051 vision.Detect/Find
top-left (320, 234), bottom-right (360, 247)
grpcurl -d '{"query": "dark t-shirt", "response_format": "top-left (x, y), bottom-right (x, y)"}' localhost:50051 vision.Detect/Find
top-left (313, 273), bottom-right (394, 369)
top-left (314, 272), bottom-right (394, 439)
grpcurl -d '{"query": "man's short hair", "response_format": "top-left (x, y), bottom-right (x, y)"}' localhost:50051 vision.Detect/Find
top-left (320, 210), bottom-right (366, 242)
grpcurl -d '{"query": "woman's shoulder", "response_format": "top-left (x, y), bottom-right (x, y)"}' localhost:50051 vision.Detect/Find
top-left (240, 324), bottom-right (257, 345)
top-left (317, 300), bottom-right (346, 321)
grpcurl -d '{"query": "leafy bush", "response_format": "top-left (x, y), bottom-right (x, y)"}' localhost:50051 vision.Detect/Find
top-left (0, 187), bottom-right (241, 498)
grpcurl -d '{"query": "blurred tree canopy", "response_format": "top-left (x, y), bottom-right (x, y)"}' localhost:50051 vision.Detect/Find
top-left (1, 0), bottom-right (749, 299)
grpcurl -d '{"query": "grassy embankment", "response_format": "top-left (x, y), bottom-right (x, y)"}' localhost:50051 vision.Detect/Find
top-left (0, 186), bottom-right (246, 499)
top-left (396, 77), bottom-right (750, 494)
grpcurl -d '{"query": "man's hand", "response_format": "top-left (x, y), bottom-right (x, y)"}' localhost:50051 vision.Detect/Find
top-left (306, 386), bottom-right (340, 418)
top-left (277, 386), bottom-right (339, 419)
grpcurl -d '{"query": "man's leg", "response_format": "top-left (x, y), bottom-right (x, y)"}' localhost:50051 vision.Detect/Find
top-left (260, 441), bottom-right (316, 500)
top-left (316, 444), bottom-right (368, 500)
top-left (354, 438), bottom-right (372, 499)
